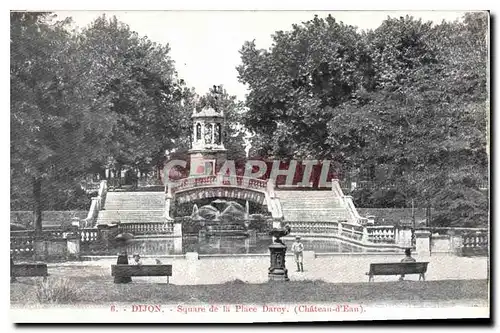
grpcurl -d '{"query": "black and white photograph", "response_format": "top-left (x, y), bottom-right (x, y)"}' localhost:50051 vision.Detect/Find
top-left (8, 8), bottom-right (490, 323)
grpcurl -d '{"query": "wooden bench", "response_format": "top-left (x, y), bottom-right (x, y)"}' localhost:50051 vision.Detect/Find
top-left (111, 265), bottom-right (172, 283)
top-left (11, 263), bottom-right (48, 282)
top-left (366, 262), bottom-right (429, 282)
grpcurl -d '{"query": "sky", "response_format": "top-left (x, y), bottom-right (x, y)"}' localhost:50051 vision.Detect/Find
top-left (53, 10), bottom-right (468, 100)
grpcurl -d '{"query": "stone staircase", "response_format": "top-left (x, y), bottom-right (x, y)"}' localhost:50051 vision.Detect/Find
top-left (96, 192), bottom-right (166, 225)
top-left (277, 190), bottom-right (350, 222)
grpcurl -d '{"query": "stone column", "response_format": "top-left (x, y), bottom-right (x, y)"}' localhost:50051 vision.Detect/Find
top-left (451, 234), bottom-right (464, 256)
top-left (267, 179), bottom-right (276, 198)
top-left (165, 185), bottom-right (173, 221)
top-left (398, 229), bottom-right (413, 248)
top-left (414, 230), bottom-right (431, 256)
top-left (66, 233), bottom-right (80, 259)
top-left (362, 227), bottom-right (369, 243)
top-left (173, 221), bottom-right (183, 254)
top-left (173, 221), bottom-right (182, 237)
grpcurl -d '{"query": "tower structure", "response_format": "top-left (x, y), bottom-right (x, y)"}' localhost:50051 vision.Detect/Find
top-left (188, 87), bottom-right (227, 176)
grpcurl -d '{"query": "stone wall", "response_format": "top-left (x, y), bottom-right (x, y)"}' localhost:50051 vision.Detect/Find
top-left (11, 211), bottom-right (87, 228)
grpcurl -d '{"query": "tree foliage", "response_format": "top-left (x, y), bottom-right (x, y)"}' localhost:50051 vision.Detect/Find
top-left (77, 15), bottom-right (194, 172)
top-left (238, 13), bottom-right (489, 226)
top-left (11, 13), bottom-right (116, 224)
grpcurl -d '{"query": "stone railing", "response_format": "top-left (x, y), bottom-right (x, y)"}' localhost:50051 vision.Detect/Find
top-left (340, 222), bottom-right (365, 241)
top-left (285, 221), bottom-right (401, 247)
top-left (462, 231), bottom-right (488, 256)
top-left (119, 222), bottom-right (174, 236)
top-left (331, 179), bottom-right (367, 225)
top-left (412, 227), bottom-right (488, 256)
top-left (80, 228), bottom-right (100, 244)
top-left (366, 225), bottom-right (397, 244)
top-left (171, 175), bottom-right (268, 193)
top-left (84, 180), bottom-right (108, 227)
top-left (286, 221), bottom-right (339, 234)
top-left (418, 226), bottom-right (488, 236)
top-left (11, 228), bottom-right (77, 240)
top-left (343, 195), bottom-right (368, 225)
top-left (330, 179), bottom-right (344, 199)
top-left (122, 238), bottom-right (176, 255)
top-left (10, 233), bottom-right (35, 258)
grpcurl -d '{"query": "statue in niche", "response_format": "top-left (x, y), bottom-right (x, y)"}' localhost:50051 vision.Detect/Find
top-left (196, 123), bottom-right (202, 142)
top-left (205, 123), bottom-right (212, 144)
top-left (215, 123), bottom-right (222, 145)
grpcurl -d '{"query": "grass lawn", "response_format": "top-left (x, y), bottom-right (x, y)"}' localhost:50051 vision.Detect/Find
top-left (11, 277), bottom-right (489, 306)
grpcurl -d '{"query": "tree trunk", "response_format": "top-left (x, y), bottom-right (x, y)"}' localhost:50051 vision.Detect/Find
top-left (33, 176), bottom-right (42, 236)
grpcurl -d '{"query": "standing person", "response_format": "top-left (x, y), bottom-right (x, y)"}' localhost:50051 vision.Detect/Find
top-left (292, 236), bottom-right (304, 272)
top-left (399, 248), bottom-right (416, 281)
top-left (115, 251), bottom-right (132, 284)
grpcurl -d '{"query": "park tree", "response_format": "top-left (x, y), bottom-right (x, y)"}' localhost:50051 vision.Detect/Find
top-left (77, 15), bottom-right (194, 177)
top-left (237, 15), bottom-right (362, 160)
top-left (11, 13), bottom-right (197, 229)
top-left (11, 12), bottom-right (116, 232)
top-left (238, 13), bottom-right (489, 226)
top-left (328, 14), bottom-right (489, 226)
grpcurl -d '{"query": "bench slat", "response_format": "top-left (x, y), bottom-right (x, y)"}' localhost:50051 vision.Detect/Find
top-left (111, 265), bottom-right (172, 277)
top-left (368, 262), bottom-right (429, 276)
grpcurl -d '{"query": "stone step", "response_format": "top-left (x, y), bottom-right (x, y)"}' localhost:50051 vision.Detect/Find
top-left (282, 210), bottom-right (350, 222)
top-left (103, 192), bottom-right (165, 211)
top-left (104, 204), bottom-right (165, 210)
top-left (280, 202), bottom-right (343, 209)
top-left (281, 191), bottom-right (333, 197)
top-left (96, 210), bottom-right (165, 224)
top-left (278, 190), bottom-right (350, 222)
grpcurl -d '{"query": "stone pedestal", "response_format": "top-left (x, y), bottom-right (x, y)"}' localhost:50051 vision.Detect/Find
top-left (173, 222), bottom-right (182, 237)
top-left (415, 230), bottom-right (431, 256)
top-left (268, 241), bottom-right (289, 282)
top-left (248, 229), bottom-right (257, 242)
top-left (67, 235), bottom-right (80, 256)
top-left (173, 236), bottom-right (183, 254)
top-left (431, 234), bottom-right (452, 254)
top-left (451, 235), bottom-right (464, 256)
top-left (398, 229), bottom-right (413, 248)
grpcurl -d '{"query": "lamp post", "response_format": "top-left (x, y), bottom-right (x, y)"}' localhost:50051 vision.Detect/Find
top-left (268, 224), bottom-right (291, 282)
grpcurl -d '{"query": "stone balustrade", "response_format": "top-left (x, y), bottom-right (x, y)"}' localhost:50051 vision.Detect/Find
top-left (340, 223), bottom-right (365, 241)
top-left (366, 225), bottom-right (397, 244)
top-left (10, 234), bottom-right (35, 258)
top-left (172, 175), bottom-right (268, 193)
top-left (84, 180), bottom-right (108, 227)
top-left (119, 222), bottom-right (174, 236)
top-left (286, 221), bottom-right (339, 234)
top-left (80, 228), bottom-right (99, 244)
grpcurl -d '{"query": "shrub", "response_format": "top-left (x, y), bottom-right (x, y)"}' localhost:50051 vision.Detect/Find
top-left (35, 278), bottom-right (81, 304)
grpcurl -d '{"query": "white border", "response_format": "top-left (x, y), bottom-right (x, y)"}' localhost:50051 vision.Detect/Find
top-left (2, 0), bottom-right (496, 331)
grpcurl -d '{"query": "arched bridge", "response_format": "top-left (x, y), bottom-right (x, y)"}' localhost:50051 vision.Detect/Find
top-left (166, 175), bottom-right (283, 219)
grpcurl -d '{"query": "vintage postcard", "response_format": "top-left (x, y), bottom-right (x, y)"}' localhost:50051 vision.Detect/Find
top-left (9, 9), bottom-right (490, 323)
